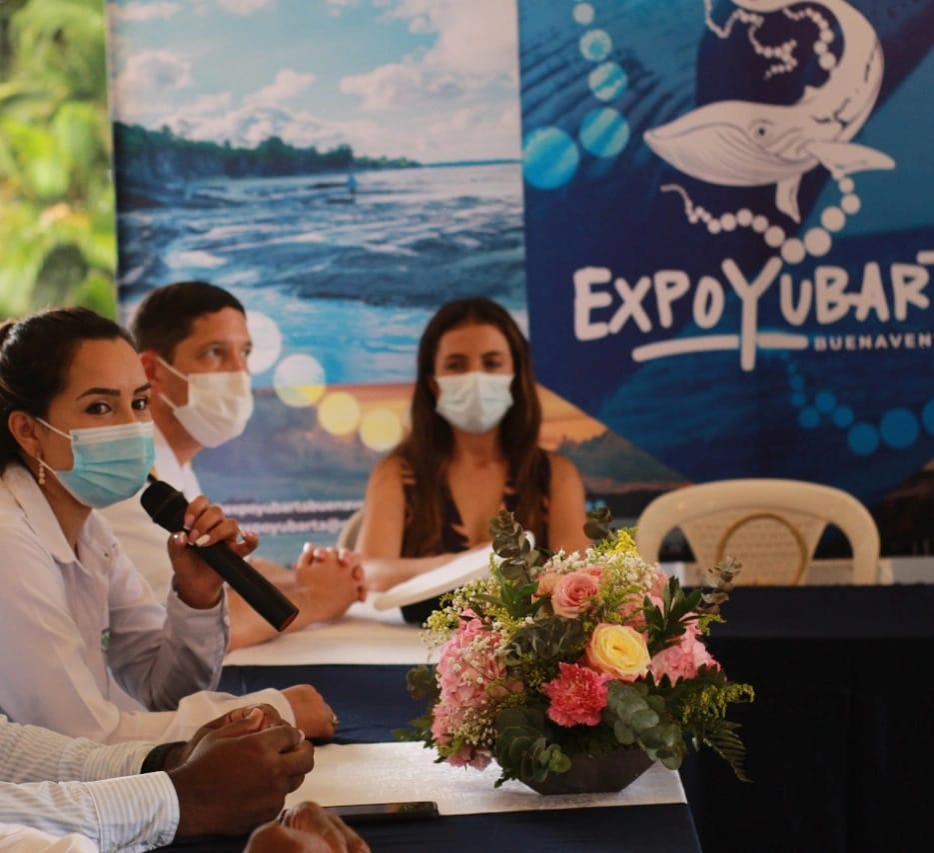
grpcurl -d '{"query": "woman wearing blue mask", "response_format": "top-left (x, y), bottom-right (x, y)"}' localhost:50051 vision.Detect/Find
top-left (0, 307), bottom-right (333, 744)
top-left (357, 297), bottom-right (591, 621)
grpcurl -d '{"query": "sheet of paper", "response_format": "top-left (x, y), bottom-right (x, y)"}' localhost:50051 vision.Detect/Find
top-left (286, 741), bottom-right (686, 815)
top-left (223, 596), bottom-right (433, 667)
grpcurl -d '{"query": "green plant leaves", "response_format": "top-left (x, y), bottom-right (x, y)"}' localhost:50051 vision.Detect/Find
top-left (0, 0), bottom-right (115, 318)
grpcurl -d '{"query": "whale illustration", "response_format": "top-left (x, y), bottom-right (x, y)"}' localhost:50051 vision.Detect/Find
top-left (644, 0), bottom-right (895, 223)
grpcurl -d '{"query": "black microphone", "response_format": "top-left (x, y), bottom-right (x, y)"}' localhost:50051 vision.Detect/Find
top-left (140, 479), bottom-right (299, 631)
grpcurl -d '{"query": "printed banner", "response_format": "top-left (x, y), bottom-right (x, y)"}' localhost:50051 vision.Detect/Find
top-left (107, 0), bottom-right (654, 562)
top-left (518, 0), bottom-right (934, 515)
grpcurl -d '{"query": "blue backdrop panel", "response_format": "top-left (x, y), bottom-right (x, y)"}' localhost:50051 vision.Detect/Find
top-left (519, 0), bottom-right (934, 507)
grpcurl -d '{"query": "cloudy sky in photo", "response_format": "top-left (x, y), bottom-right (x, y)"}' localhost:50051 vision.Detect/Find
top-left (106, 0), bottom-right (522, 162)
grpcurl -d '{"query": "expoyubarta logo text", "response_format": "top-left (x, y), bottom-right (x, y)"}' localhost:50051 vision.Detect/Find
top-left (522, 0), bottom-right (931, 372)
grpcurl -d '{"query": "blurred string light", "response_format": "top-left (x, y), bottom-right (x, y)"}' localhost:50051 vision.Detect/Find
top-left (250, 311), bottom-right (406, 450)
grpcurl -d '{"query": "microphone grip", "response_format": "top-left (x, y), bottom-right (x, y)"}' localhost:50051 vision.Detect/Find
top-left (141, 479), bottom-right (299, 631)
top-left (193, 542), bottom-right (299, 632)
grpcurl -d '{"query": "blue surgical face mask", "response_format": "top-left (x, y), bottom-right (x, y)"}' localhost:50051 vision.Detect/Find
top-left (36, 419), bottom-right (155, 508)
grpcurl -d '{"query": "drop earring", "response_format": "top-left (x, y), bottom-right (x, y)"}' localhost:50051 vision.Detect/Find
top-left (36, 453), bottom-right (46, 486)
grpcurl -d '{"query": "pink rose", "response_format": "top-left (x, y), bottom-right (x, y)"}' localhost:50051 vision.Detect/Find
top-left (541, 662), bottom-right (611, 726)
top-left (650, 623), bottom-right (720, 684)
top-left (551, 571), bottom-right (600, 617)
top-left (533, 571), bottom-right (560, 600)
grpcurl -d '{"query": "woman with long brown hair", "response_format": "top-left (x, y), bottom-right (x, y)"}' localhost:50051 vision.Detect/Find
top-left (358, 298), bottom-right (590, 617)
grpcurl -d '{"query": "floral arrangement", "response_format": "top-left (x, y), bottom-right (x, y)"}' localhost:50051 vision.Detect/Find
top-left (403, 509), bottom-right (754, 790)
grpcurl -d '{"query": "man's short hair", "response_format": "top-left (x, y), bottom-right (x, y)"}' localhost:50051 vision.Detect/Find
top-left (130, 281), bottom-right (246, 360)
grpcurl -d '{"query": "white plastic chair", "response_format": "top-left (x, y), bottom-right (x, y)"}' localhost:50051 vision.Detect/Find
top-left (635, 479), bottom-right (881, 585)
top-left (336, 508), bottom-right (364, 550)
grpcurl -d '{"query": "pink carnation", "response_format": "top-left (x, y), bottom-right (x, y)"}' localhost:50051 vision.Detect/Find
top-left (648, 568), bottom-right (669, 599)
top-left (440, 742), bottom-right (492, 771)
top-left (618, 596), bottom-right (648, 630)
top-left (650, 623), bottom-right (720, 684)
top-left (541, 662), bottom-right (611, 727)
top-left (551, 571), bottom-right (600, 617)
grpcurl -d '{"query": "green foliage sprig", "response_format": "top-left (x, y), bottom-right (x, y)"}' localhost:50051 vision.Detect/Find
top-left (405, 508), bottom-right (755, 788)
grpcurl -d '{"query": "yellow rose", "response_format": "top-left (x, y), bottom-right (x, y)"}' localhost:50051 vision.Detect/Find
top-left (585, 624), bottom-right (651, 682)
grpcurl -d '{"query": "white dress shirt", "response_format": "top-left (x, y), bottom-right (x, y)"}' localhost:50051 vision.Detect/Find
top-left (101, 427), bottom-right (200, 604)
top-left (0, 465), bottom-right (293, 743)
top-left (0, 715), bottom-right (177, 852)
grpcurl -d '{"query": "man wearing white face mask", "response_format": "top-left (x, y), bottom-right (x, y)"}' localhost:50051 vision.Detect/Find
top-left (101, 282), bottom-right (365, 653)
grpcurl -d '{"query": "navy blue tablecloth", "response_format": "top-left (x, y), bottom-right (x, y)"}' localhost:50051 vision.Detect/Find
top-left (191, 584), bottom-right (934, 853)
top-left (163, 803), bottom-right (700, 852)
top-left (171, 665), bottom-right (704, 851)
top-left (683, 584), bottom-right (934, 853)
top-left (218, 663), bottom-right (419, 744)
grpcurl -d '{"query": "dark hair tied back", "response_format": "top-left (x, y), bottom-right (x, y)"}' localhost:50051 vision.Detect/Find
top-left (0, 307), bottom-right (134, 472)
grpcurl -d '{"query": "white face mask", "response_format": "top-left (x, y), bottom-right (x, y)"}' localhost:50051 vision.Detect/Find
top-left (158, 357), bottom-right (254, 448)
top-left (435, 372), bottom-right (514, 434)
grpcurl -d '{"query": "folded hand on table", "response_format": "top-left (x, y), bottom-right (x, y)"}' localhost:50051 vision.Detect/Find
top-left (282, 683), bottom-right (339, 742)
top-left (168, 707), bottom-right (314, 839)
top-left (246, 802), bottom-right (370, 853)
top-left (292, 544), bottom-right (367, 620)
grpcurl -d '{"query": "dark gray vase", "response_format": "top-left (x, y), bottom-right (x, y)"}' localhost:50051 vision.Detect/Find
top-left (520, 748), bottom-right (655, 795)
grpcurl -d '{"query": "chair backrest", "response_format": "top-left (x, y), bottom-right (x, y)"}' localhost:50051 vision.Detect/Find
top-left (337, 508), bottom-right (364, 551)
top-left (635, 479), bottom-right (881, 585)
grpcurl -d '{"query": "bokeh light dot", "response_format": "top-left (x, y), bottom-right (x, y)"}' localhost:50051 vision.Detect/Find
top-left (880, 408), bottom-right (919, 449)
top-left (273, 354), bottom-right (326, 408)
top-left (318, 391), bottom-right (361, 436)
top-left (359, 408), bottom-right (404, 452)
top-left (246, 311), bottom-right (283, 375)
top-left (578, 107), bottom-right (630, 158)
top-left (832, 406), bottom-right (854, 428)
top-left (815, 390), bottom-right (836, 413)
top-left (922, 400), bottom-right (934, 436)
top-left (588, 61), bottom-right (628, 102)
top-left (848, 423), bottom-right (879, 456)
top-left (523, 127), bottom-right (580, 189)
top-left (798, 408), bottom-right (820, 429)
top-left (573, 3), bottom-right (595, 25)
top-left (580, 29), bottom-right (613, 62)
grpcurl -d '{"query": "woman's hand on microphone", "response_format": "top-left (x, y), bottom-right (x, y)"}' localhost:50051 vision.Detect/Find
top-left (167, 494), bottom-right (259, 609)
